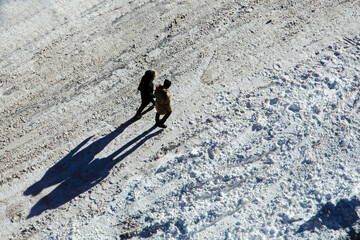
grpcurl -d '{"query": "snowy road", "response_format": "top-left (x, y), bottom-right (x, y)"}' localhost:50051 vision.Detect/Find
top-left (1, 0), bottom-right (360, 239)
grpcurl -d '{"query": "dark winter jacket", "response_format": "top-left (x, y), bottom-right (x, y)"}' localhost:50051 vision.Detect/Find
top-left (155, 83), bottom-right (172, 115)
top-left (138, 77), bottom-right (155, 102)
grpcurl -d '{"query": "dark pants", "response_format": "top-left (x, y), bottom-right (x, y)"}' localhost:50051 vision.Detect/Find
top-left (156, 112), bottom-right (171, 125)
top-left (136, 98), bottom-right (155, 116)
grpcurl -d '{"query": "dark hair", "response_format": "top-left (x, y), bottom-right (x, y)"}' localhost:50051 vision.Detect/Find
top-left (163, 79), bottom-right (171, 88)
top-left (143, 70), bottom-right (156, 82)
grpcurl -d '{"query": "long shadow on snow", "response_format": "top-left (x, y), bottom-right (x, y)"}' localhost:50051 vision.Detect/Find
top-left (25, 116), bottom-right (161, 218)
top-left (24, 107), bottom-right (154, 197)
top-left (24, 118), bottom-right (135, 197)
top-left (297, 197), bottom-right (360, 234)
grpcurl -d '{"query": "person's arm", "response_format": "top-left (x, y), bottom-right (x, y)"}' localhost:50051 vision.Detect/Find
top-left (166, 92), bottom-right (172, 112)
top-left (149, 82), bottom-right (155, 98)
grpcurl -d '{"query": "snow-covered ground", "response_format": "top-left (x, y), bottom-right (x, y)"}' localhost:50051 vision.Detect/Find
top-left (1, 0), bottom-right (360, 239)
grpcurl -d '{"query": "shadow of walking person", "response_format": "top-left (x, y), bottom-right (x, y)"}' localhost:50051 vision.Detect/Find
top-left (26, 124), bottom-right (162, 219)
top-left (24, 118), bottom-right (135, 197)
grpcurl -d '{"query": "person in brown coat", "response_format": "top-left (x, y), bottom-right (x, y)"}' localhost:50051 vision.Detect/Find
top-left (155, 79), bottom-right (172, 128)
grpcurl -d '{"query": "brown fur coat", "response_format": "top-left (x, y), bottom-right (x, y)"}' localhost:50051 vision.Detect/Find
top-left (155, 83), bottom-right (172, 115)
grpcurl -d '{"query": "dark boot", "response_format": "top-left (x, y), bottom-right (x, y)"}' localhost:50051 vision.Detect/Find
top-left (135, 100), bottom-right (151, 119)
top-left (156, 112), bottom-right (171, 128)
top-left (157, 123), bottom-right (167, 128)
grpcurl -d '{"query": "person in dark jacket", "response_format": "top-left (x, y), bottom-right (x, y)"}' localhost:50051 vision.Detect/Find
top-left (155, 79), bottom-right (172, 128)
top-left (134, 70), bottom-right (157, 119)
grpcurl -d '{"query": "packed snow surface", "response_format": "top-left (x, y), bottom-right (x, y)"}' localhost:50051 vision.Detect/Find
top-left (1, 0), bottom-right (360, 239)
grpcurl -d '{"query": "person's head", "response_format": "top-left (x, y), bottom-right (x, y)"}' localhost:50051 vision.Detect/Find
top-left (144, 70), bottom-right (157, 81)
top-left (163, 79), bottom-right (171, 89)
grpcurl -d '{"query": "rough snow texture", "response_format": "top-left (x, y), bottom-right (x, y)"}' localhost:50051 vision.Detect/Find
top-left (1, 0), bottom-right (360, 239)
